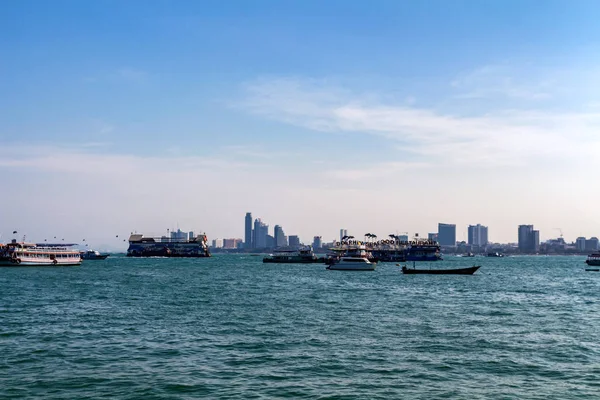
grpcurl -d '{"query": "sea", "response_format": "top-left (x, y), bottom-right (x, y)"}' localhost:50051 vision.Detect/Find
top-left (1, 255), bottom-right (599, 399)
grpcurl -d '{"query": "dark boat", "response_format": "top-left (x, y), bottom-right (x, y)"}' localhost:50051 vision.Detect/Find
top-left (585, 253), bottom-right (600, 266)
top-left (80, 250), bottom-right (109, 260)
top-left (127, 232), bottom-right (210, 258)
top-left (405, 243), bottom-right (443, 261)
top-left (401, 265), bottom-right (480, 275)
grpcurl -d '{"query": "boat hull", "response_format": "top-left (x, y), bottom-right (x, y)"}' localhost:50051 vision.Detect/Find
top-left (263, 258), bottom-right (325, 264)
top-left (402, 266), bottom-right (480, 275)
top-left (585, 259), bottom-right (600, 266)
top-left (0, 259), bottom-right (81, 267)
top-left (81, 254), bottom-right (109, 260)
top-left (327, 262), bottom-right (376, 271)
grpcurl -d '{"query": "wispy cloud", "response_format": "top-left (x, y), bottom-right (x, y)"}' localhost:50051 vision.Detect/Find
top-left (116, 67), bottom-right (149, 83)
top-left (239, 76), bottom-right (600, 168)
top-left (324, 161), bottom-right (429, 181)
top-left (450, 65), bottom-right (552, 100)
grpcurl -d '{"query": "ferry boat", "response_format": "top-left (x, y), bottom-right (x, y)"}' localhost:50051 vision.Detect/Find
top-left (263, 246), bottom-right (324, 263)
top-left (369, 241), bottom-right (442, 262)
top-left (585, 253), bottom-right (600, 266)
top-left (127, 232), bottom-right (210, 257)
top-left (326, 246), bottom-right (376, 271)
top-left (405, 242), bottom-right (442, 261)
top-left (80, 249), bottom-right (109, 260)
top-left (0, 240), bottom-right (82, 266)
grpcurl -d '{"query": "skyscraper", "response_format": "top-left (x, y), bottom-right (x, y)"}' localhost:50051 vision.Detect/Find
top-left (576, 237), bottom-right (586, 251)
top-left (518, 225), bottom-right (540, 252)
top-left (274, 225), bottom-right (287, 247)
top-left (245, 212), bottom-right (253, 249)
top-left (438, 223), bottom-right (456, 247)
top-left (468, 224), bottom-right (488, 247)
top-left (313, 236), bottom-right (322, 249)
top-left (253, 218), bottom-right (269, 248)
top-left (340, 229), bottom-right (348, 241)
top-left (289, 235), bottom-right (300, 247)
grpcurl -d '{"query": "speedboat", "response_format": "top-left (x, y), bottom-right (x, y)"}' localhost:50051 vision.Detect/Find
top-left (326, 246), bottom-right (376, 271)
top-left (80, 249), bottom-right (109, 260)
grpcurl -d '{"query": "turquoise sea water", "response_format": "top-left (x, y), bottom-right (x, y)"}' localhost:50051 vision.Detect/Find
top-left (1, 255), bottom-right (599, 399)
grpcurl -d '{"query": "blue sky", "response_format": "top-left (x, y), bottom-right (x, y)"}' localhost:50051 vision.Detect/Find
top-left (2, 0), bottom-right (600, 248)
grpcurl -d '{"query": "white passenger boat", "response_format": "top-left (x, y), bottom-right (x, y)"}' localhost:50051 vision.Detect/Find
top-left (0, 241), bottom-right (82, 266)
top-left (326, 245), bottom-right (376, 271)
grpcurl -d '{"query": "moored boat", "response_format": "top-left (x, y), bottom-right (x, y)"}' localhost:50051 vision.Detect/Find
top-left (0, 240), bottom-right (82, 266)
top-left (401, 265), bottom-right (480, 275)
top-left (585, 253), bottom-right (600, 266)
top-left (405, 242), bottom-right (443, 261)
top-left (263, 246), bottom-right (324, 263)
top-left (326, 245), bottom-right (376, 271)
top-left (127, 231), bottom-right (210, 257)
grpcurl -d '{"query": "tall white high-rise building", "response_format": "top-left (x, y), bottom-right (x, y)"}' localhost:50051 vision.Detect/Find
top-left (468, 224), bottom-right (488, 247)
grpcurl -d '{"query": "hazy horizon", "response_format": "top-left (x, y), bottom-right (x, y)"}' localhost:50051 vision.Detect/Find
top-left (2, 1), bottom-right (599, 250)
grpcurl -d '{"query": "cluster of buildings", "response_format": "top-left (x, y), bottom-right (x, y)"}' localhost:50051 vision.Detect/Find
top-left (427, 223), bottom-right (489, 250)
top-left (207, 214), bottom-right (599, 254)
top-left (157, 229), bottom-right (196, 242)
top-left (211, 213), bottom-right (303, 251)
top-left (576, 236), bottom-right (599, 252)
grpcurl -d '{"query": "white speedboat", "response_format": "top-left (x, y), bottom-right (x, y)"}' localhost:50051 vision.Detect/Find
top-left (326, 245), bottom-right (376, 271)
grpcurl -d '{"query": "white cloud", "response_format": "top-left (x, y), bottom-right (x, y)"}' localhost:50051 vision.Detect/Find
top-left (450, 65), bottom-right (553, 100)
top-left (324, 161), bottom-right (429, 181)
top-left (240, 77), bottom-right (600, 169)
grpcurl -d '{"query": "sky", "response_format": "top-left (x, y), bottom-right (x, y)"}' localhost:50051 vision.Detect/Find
top-left (1, 0), bottom-right (600, 249)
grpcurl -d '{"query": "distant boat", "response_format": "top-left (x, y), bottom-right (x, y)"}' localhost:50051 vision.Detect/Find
top-left (585, 253), bottom-right (600, 266)
top-left (456, 252), bottom-right (475, 258)
top-left (326, 245), bottom-right (376, 271)
top-left (127, 232), bottom-right (210, 258)
top-left (263, 246), bottom-right (324, 264)
top-left (486, 252), bottom-right (504, 257)
top-left (401, 265), bottom-right (480, 275)
top-left (80, 250), bottom-right (109, 260)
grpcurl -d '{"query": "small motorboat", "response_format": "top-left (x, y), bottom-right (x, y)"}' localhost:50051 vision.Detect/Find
top-left (585, 253), bottom-right (600, 266)
top-left (80, 250), bottom-right (109, 260)
top-left (401, 265), bottom-right (480, 275)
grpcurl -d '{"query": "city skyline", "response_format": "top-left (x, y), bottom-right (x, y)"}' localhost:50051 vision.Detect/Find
top-left (1, 216), bottom-right (598, 251)
top-left (2, 1), bottom-right (600, 247)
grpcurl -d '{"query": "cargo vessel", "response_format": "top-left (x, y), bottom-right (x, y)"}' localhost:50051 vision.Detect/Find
top-left (127, 231), bottom-right (210, 257)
